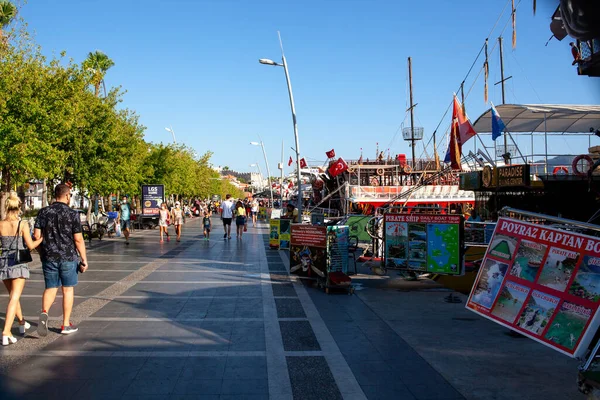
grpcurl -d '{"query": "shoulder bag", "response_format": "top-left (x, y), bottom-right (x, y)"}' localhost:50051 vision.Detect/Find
top-left (14, 220), bottom-right (33, 264)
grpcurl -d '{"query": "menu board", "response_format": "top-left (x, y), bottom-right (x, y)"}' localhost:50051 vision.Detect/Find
top-left (290, 225), bottom-right (327, 278)
top-left (327, 226), bottom-right (349, 274)
top-left (279, 219), bottom-right (291, 250)
top-left (269, 219), bottom-right (280, 248)
top-left (384, 214), bottom-right (462, 275)
top-left (466, 217), bottom-right (600, 358)
top-left (141, 185), bottom-right (164, 215)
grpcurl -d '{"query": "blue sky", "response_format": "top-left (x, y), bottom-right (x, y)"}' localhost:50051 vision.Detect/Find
top-left (20, 0), bottom-right (599, 173)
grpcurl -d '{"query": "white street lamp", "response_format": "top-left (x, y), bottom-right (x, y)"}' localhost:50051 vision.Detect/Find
top-left (259, 32), bottom-right (303, 221)
top-left (249, 163), bottom-right (264, 192)
top-left (164, 126), bottom-right (177, 144)
top-left (250, 140), bottom-right (274, 207)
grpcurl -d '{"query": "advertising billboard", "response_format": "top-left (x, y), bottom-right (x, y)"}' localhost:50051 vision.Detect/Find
top-left (141, 185), bottom-right (164, 215)
top-left (466, 217), bottom-right (600, 358)
top-left (384, 214), bottom-right (462, 275)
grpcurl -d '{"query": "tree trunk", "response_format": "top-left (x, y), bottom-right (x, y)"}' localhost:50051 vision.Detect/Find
top-left (1, 167), bottom-right (11, 220)
top-left (42, 179), bottom-right (48, 208)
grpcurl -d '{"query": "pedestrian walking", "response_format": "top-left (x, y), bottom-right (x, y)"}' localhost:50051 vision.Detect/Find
top-left (251, 196), bottom-right (259, 227)
top-left (203, 211), bottom-right (212, 240)
top-left (220, 194), bottom-right (235, 240)
top-left (235, 200), bottom-right (247, 239)
top-left (34, 184), bottom-right (88, 336)
top-left (118, 195), bottom-right (132, 245)
top-left (171, 201), bottom-right (184, 242)
top-left (0, 192), bottom-right (43, 345)
top-left (158, 202), bottom-right (170, 243)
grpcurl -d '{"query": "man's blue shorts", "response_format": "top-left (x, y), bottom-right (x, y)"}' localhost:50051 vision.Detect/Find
top-left (121, 220), bottom-right (131, 230)
top-left (42, 261), bottom-right (78, 288)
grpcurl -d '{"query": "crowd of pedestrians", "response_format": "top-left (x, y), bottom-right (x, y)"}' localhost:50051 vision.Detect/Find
top-left (0, 188), bottom-right (277, 345)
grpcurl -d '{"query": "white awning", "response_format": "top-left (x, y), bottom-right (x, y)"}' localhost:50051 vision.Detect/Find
top-left (472, 104), bottom-right (600, 134)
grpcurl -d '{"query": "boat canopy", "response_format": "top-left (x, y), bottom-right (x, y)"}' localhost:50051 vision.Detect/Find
top-left (472, 104), bottom-right (600, 134)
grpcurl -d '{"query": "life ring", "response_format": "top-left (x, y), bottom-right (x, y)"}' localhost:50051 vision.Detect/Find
top-left (376, 168), bottom-right (384, 176)
top-left (553, 166), bottom-right (568, 176)
top-left (403, 164), bottom-right (413, 174)
top-left (370, 177), bottom-right (379, 186)
top-left (572, 154), bottom-right (593, 177)
top-left (348, 166), bottom-right (355, 173)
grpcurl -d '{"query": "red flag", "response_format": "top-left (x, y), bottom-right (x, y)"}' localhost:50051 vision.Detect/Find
top-left (448, 120), bottom-right (462, 171)
top-left (299, 158), bottom-right (307, 169)
top-left (444, 95), bottom-right (477, 171)
top-left (326, 149), bottom-right (335, 159)
top-left (328, 157), bottom-right (349, 177)
top-left (288, 156), bottom-right (293, 166)
top-left (454, 95), bottom-right (477, 145)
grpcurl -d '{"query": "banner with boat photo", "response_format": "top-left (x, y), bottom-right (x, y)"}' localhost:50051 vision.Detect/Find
top-left (466, 217), bottom-right (600, 357)
top-left (383, 213), bottom-right (463, 275)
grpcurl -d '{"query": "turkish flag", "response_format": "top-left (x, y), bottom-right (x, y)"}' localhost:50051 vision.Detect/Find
top-left (299, 158), bottom-right (307, 169)
top-left (326, 149), bottom-right (335, 159)
top-left (328, 157), bottom-right (349, 177)
top-left (288, 156), bottom-right (293, 166)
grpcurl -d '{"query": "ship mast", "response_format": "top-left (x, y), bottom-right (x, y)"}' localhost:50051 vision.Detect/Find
top-left (496, 36), bottom-right (512, 163)
top-left (408, 57), bottom-right (416, 170)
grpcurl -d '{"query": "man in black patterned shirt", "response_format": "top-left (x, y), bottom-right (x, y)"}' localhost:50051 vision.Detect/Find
top-left (34, 184), bottom-right (88, 336)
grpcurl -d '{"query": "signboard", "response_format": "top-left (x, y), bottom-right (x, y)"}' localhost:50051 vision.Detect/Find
top-left (497, 164), bottom-right (530, 187)
top-left (384, 214), bottom-right (462, 275)
top-left (290, 225), bottom-right (327, 278)
top-left (271, 209), bottom-right (281, 220)
top-left (459, 171), bottom-right (482, 191)
top-left (346, 215), bottom-right (372, 242)
top-left (259, 207), bottom-right (267, 220)
top-left (279, 219), bottom-right (291, 250)
top-left (466, 217), bottom-right (600, 358)
top-left (141, 185), bottom-right (164, 215)
top-left (327, 226), bottom-right (349, 274)
top-left (269, 219), bottom-right (280, 248)
top-left (311, 212), bottom-right (324, 226)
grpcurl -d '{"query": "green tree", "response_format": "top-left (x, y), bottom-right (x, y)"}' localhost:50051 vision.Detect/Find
top-left (0, 1), bottom-right (16, 43)
top-left (82, 50), bottom-right (114, 97)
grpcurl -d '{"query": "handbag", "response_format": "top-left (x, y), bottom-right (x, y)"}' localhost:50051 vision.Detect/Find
top-left (14, 221), bottom-right (33, 264)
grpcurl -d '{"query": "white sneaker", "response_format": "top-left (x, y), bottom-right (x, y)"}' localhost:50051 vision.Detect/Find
top-left (19, 321), bottom-right (31, 335)
top-left (38, 312), bottom-right (49, 337)
top-left (61, 324), bottom-right (79, 335)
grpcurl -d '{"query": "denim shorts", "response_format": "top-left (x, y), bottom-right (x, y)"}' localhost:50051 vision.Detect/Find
top-left (42, 261), bottom-right (78, 288)
top-left (121, 220), bottom-right (131, 230)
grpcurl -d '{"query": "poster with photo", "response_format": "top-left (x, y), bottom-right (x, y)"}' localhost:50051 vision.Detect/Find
top-left (516, 290), bottom-right (559, 335)
top-left (491, 281), bottom-right (530, 323)
top-left (466, 217), bottom-right (600, 358)
top-left (384, 214), bottom-right (462, 274)
top-left (538, 247), bottom-right (579, 292)
top-left (290, 225), bottom-right (327, 278)
top-left (545, 301), bottom-right (593, 350)
top-left (470, 259), bottom-right (509, 309)
top-left (510, 240), bottom-right (548, 282)
top-left (569, 255), bottom-right (600, 302)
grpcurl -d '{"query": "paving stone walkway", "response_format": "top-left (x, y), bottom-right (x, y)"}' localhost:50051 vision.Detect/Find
top-left (0, 217), bottom-right (468, 399)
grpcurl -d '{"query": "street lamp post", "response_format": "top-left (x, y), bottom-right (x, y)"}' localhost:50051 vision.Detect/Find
top-left (164, 126), bottom-right (177, 144)
top-left (259, 33), bottom-right (303, 222)
top-left (249, 163), bottom-right (264, 192)
top-left (250, 140), bottom-right (274, 207)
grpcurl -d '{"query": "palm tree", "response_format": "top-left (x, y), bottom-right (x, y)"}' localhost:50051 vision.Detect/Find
top-left (82, 50), bottom-right (115, 97)
top-left (0, 1), bottom-right (16, 43)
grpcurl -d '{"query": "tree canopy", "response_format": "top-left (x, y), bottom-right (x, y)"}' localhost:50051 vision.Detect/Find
top-left (0, 3), bottom-right (243, 207)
